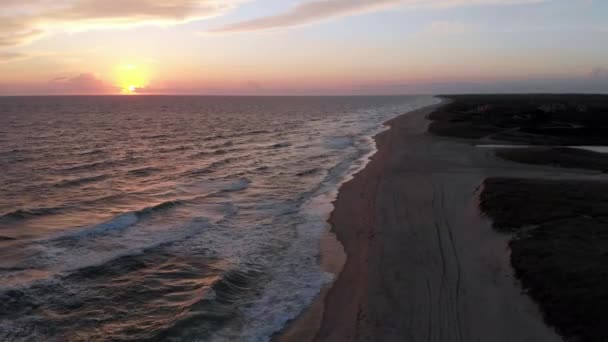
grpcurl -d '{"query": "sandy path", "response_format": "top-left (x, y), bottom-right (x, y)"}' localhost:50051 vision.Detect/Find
top-left (315, 101), bottom-right (566, 341)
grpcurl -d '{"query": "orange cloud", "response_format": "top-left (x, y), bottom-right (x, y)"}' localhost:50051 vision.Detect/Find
top-left (0, 0), bottom-right (246, 47)
top-left (0, 72), bottom-right (119, 95)
top-left (49, 73), bottom-right (117, 94)
top-left (0, 19), bottom-right (46, 47)
top-left (0, 52), bottom-right (30, 63)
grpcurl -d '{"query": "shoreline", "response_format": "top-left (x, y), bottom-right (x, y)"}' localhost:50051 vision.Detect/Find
top-left (276, 99), bottom-right (441, 342)
top-left (314, 101), bottom-right (448, 341)
top-left (274, 227), bottom-right (345, 341)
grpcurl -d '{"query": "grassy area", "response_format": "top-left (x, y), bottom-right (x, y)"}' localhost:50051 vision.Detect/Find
top-left (429, 94), bottom-right (608, 145)
top-left (496, 147), bottom-right (608, 172)
top-left (480, 178), bottom-right (608, 342)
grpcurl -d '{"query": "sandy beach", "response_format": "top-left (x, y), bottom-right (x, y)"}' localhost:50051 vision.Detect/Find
top-left (311, 99), bottom-right (567, 341)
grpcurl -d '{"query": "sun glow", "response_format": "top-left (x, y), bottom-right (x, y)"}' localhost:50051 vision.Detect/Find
top-left (115, 64), bottom-right (149, 94)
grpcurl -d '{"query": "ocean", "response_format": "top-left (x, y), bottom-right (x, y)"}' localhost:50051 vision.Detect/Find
top-left (0, 95), bottom-right (437, 341)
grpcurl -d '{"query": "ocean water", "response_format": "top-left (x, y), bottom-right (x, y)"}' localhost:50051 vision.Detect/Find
top-left (0, 95), bottom-right (437, 341)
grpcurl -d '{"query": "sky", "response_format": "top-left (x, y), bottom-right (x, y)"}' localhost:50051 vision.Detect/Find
top-left (0, 0), bottom-right (606, 95)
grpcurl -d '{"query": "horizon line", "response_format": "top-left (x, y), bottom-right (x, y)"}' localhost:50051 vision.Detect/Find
top-left (1, 92), bottom-right (608, 98)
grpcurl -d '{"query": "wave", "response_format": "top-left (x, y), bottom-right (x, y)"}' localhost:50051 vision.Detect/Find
top-left (53, 212), bottom-right (139, 241)
top-left (0, 148), bottom-right (25, 157)
top-left (51, 199), bottom-right (187, 241)
top-left (201, 130), bottom-right (269, 144)
top-left (77, 148), bottom-right (105, 156)
top-left (2, 193), bottom-right (186, 235)
top-left (244, 129), bottom-right (270, 136)
top-left (127, 166), bottom-right (162, 177)
top-left (183, 156), bottom-right (246, 177)
top-left (270, 142), bottom-right (291, 149)
top-left (56, 159), bottom-right (123, 172)
top-left (137, 199), bottom-right (185, 216)
top-left (153, 267), bottom-right (263, 340)
top-left (190, 147), bottom-right (245, 158)
top-left (325, 136), bottom-right (354, 150)
top-left (0, 207), bottom-right (61, 222)
top-left (221, 178), bottom-right (251, 192)
top-left (143, 133), bottom-right (171, 140)
top-left (206, 141), bottom-right (234, 149)
top-left (296, 168), bottom-right (323, 177)
top-left (53, 174), bottom-right (109, 188)
top-left (158, 145), bottom-right (193, 154)
top-left (0, 255), bottom-right (261, 342)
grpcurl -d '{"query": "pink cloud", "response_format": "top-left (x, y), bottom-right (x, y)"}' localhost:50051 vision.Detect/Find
top-left (0, 0), bottom-right (244, 47)
top-left (211, 0), bottom-right (546, 33)
top-left (0, 73), bottom-right (118, 95)
top-left (48, 73), bottom-right (116, 94)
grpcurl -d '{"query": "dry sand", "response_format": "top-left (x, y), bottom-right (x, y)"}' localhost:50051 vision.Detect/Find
top-left (312, 100), bottom-right (566, 341)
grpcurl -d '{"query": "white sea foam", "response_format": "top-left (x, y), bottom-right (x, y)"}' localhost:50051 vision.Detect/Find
top-left (221, 177), bottom-right (252, 192)
top-left (51, 212), bottom-right (139, 240)
top-left (211, 96), bottom-right (441, 341)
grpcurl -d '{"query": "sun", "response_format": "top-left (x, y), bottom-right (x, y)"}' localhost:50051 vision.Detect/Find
top-left (114, 64), bottom-right (149, 94)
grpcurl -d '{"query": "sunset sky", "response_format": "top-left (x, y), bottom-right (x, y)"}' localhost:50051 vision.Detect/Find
top-left (0, 0), bottom-right (606, 95)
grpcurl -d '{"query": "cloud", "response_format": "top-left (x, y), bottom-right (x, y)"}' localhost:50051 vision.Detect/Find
top-left (211, 0), bottom-right (401, 33)
top-left (0, 19), bottom-right (46, 47)
top-left (0, 52), bottom-right (30, 63)
top-left (51, 0), bottom-right (234, 22)
top-left (0, 72), bottom-right (119, 95)
top-left (49, 73), bottom-right (117, 94)
top-left (211, 0), bottom-right (546, 33)
top-left (0, 0), bottom-right (549, 45)
top-left (0, 0), bottom-right (245, 47)
top-left (422, 0), bottom-right (546, 9)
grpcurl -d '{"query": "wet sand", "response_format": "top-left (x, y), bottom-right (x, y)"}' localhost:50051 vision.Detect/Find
top-left (313, 100), bottom-right (563, 341)
top-left (275, 229), bottom-right (345, 342)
